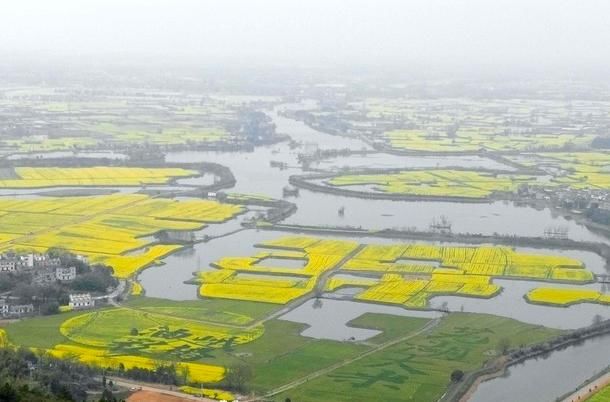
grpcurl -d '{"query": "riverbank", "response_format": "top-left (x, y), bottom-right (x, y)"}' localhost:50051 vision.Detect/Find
top-left (443, 319), bottom-right (610, 402)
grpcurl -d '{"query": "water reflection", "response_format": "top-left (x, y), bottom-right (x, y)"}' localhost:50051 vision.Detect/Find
top-left (278, 298), bottom-right (441, 341)
top-left (469, 334), bottom-right (610, 402)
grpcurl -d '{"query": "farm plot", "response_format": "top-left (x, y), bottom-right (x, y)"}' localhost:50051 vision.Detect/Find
top-left (535, 152), bottom-right (610, 190)
top-left (196, 236), bottom-right (593, 309)
top-left (31, 306), bottom-right (263, 383)
top-left (383, 129), bottom-right (594, 153)
top-left (0, 194), bottom-right (244, 278)
top-left (525, 288), bottom-right (610, 307)
top-left (198, 236), bottom-right (360, 304)
top-left (344, 243), bottom-right (587, 280)
top-left (88, 122), bottom-right (228, 146)
top-left (274, 313), bottom-right (559, 402)
top-left (59, 308), bottom-right (263, 359)
top-left (0, 166), bottom-right (198, 188)
top-left (344, 243), bottom-right (591, 308)
top-left (327, 169), bottom-right (533, 199)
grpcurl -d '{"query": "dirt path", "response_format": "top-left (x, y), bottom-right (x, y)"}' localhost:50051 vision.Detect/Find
top-left (256, 316), bottom-right (442, 400)
top-left (561, 371), bottom-right (610, 402)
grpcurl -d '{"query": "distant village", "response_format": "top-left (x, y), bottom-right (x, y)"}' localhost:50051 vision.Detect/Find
top-left (517, 184), bottom-right (610, 230)
top-left (0, 250), bottom-right (117, 318)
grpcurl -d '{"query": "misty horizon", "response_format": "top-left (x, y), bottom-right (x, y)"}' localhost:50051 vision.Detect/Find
top-left (1, 0), bottom-right (609, 79)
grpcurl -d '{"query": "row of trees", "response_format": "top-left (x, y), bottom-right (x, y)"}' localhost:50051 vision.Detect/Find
top-left (0, 347), bottom-right (101, 401)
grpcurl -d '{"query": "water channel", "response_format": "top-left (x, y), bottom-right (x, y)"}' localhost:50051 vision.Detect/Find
top-left (4, 102), bottom-right (610, 401)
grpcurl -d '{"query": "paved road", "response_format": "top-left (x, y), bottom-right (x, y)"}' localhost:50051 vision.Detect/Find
top-left (561, 371), bottom-right (610, 402)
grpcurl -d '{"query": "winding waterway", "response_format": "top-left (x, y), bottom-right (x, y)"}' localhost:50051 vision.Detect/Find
top-left (5, 102), bottom-right (610, 402)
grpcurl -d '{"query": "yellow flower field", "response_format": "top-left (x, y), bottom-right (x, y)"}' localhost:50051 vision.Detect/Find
top-left (48, 344), bottom-right (225, 383)
top-left (0, 329), bottom-right (7, 347)
top-left (525, 288), bottom-right (610, 307)
top-left (0, 166), bottom-right (197, 188)
top-left (200, 236), bottom-right (359, 304)
top-left (130, 281), bottom-right (144, 296)
top-left (48, 306), bottom-right (263, 382)
top-left (343, 243), bottom-right (586, 282)
top-left (197, 236), bottom-right (594, 309)
top-left (0, 194), bottom-right (244, 278)
top-left (179, 386), bottom-right (234, 401)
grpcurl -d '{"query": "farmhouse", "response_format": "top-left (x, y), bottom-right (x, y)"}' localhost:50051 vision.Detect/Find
top-left (8, 304), bottom-right (35, 317)
top-left (0, 300), bottom-right (9, 316)
top-left (0, 259), bottom-right (17, 272)
top-left (55, 266), bottom-right (77, 281)
top-left (68, 293), bottom-right (95, 309)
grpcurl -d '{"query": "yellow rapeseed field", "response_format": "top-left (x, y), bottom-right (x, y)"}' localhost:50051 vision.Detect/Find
top-left (0, 194), bottom-right (244, 278)
top-left (197, 236), bottom-right (593, 309)
top-left (179, 386), bottom-right (234, 401)
top-left (48, 344), bottom-right (225, 383)
top-left (526, 288), bottom-right (610, 306)
top-left (200, 236), bottom-right (359, 304)
top-left (0, 167), bottom-right (197, 188)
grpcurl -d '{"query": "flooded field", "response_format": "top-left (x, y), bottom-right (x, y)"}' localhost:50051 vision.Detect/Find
top-left (2, 101), bottom-right (609, 402)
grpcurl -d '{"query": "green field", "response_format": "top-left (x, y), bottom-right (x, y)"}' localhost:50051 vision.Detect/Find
top-left (589, 382), bottom-right (610, 402)
top-left (274, 313), bottom-right (559, 402)
top-left (327, 169), bottom-right (534, 199)
top-left (124, 297), bottom-right (279, 326)
top-left (3, 295), bottom-right (561, 401)
top-left (347, 313), bottom-right (430, 344)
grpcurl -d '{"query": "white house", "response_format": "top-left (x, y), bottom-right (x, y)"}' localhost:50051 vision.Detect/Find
top-left (9, 304), bottom-right (34, 317)
top-left (0, 259), bottom-right (17, 272)
top-left (56, 266), bottom-right (77, 281)
top-left (68, 293), bottom-right (95, 309)
top-left (0, 300), bottom-right (9, 317)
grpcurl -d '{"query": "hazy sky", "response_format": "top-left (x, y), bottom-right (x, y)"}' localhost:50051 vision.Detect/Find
top-left (1, 0), bottom-right (609, 71)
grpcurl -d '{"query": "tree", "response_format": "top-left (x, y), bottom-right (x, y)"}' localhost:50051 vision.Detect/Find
top-left (497, 337), bottom-right (511, 355)
top-left (224, 364), bottom-right (253, 393)
top-left (0, 382), bottom-right (18, 402)
top-left (40, 301), bottom-right (60, 316)
top-left (99, 388), bottom-right (115, 402)
top-left (450, 369), bottom-right (464, 382)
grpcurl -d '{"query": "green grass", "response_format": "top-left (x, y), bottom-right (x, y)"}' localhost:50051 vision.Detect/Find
top-left (347, 313), bottom-right (430, 344)
top-left (3, 300), bottom-right (562, 402)
top-left (196, 320), bottom-right (368, 393)
top-left (3, 309), bottom-right (106, 349)
top-left (589, 382), bottom-right (610, 402)
top-left (125, 296), bottom-right (279, 325)
top-left (194, 314), bottom-right (433, 393)
top-left (274, 313), bottom-right (560, 402)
